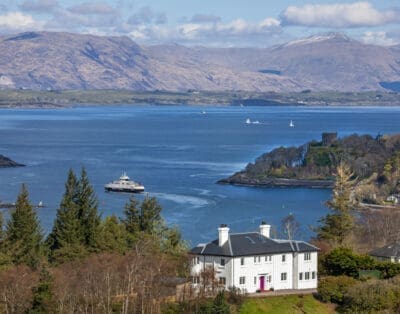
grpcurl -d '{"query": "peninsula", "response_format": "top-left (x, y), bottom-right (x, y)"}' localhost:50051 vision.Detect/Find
top-left (219, 133), bottom-right (400, 205)
top-left (0, 154), bottom-right (24, 168)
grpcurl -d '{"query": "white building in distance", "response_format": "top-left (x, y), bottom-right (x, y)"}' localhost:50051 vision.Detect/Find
top-left (190, 222), bottom-right (319, 293)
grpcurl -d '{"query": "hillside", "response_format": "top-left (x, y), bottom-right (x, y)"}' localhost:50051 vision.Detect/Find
top-left (0, 32), bottom-right (302, 92)
top-left (219, 133), bottom-right (400, 203)
top-left (1, 31), bottom-right (400, 92)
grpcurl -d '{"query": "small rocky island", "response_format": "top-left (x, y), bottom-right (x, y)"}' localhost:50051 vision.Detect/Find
top-left (0, 154), bottom-right (24, 168)
top-left (219, 133), bottom-right (400, 204)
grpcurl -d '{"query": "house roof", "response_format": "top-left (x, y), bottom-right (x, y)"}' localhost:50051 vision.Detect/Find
top-left (190, 232), bottom-right (319, 257)
top-left (370, 242), bottom-right (400, 258)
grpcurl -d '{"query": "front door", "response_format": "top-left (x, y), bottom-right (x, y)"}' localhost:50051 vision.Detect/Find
top-left (259, 276), bottom-right (265, 291)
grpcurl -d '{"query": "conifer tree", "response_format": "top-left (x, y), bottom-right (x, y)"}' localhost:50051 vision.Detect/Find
top-left (28, 267), bottom-right (57, 313)
top-left (77, 168), bottom-right (101, 251)
top-left (97, 215), bottom-right (127, 253)
top-left (6, 184), bottom-right (43, 267)
top-left (317, 162), bottom-right (356, 247)
top-left (47, 169), bottom-right (86, 263)
top-left (139, 196), bottom-right (162, 234)
top-left (121, 196), bottom-right (141, 235)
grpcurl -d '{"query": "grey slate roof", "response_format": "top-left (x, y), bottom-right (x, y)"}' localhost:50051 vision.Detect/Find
top-left (370, 242), bottom-right (400, 258)
top-left (190, 232), bottom-right (319, 257)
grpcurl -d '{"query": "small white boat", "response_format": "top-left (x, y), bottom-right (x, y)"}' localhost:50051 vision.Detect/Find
top-left (245, 118), bottom-right (251, 124)
top-left (201, 111), bottom-right (206, 114)
top-left (38, 201), bottom-right (43, 207)
top-left (105, 172), bottom-right (145, 193)
top-left (289, 120), bottom-right (295, 127)
top-left (252, 120), bottom-right (260, 124)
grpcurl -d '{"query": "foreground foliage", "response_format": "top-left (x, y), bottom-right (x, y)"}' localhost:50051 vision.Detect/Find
top-left (240, 295), bottom-right (335, 314)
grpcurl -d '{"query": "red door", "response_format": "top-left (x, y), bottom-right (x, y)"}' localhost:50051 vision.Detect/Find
top-left (259, 276), bottom-right (265, 291)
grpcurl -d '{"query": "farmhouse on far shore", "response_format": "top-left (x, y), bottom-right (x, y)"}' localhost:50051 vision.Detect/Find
top-left (190, 222), bottom-right (319, 293)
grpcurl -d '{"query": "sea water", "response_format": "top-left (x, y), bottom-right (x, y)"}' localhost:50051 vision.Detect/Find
top-left (1, 105), bottom-right (400, 245)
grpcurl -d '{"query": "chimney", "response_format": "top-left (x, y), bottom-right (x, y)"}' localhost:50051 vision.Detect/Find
top-left (218, 224), bottom-right (229, 246)
top-left (259, 221), bottom-right (271, 238)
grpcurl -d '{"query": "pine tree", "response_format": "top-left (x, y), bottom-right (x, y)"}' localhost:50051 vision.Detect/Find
top-left (97, 215), bottom-right (128, 253)
top-left (139, 196), bottom-right (162, 234)
top-left (77, 168), bottom-right (101, 251)
top-left (6, 184), bottom-right (43, 267)
top-left (317, 162), bottom-right (356, 247)
top-left (121, 196), bottom-right (141, 235)
top-left (47, 169), bottom-right (86, 263)
top-left (28, 267), bottom-right (57, 313)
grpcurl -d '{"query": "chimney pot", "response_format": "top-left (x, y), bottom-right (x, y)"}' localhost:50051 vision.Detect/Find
top-left (218, 224), bottom-right (229, 246)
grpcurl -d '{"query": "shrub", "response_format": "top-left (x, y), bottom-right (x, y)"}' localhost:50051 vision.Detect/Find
top-left (317, 275), bottom-right (357, 304)
top-left (321, 247), bottom-right (376, 278)
top-left (342, 277), bottom-right (400, 312)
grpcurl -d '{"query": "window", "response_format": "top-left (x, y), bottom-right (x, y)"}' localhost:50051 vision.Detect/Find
top-left (254, 277), bottom-right (257, 285)
top-left (254, 256), bottom-right (261, 264)
top-left (221, 258), bottom-right (225, 266)
top-left (299, 272), bottom-right (303, 280)
top-left (305, 272), bottom-right (310, 280)
top-left (219, 277), bottom-right (226, 285)
top-left (282, 254), bottom-right (286, 262)
top-left (239, 276), bottom-right (246, 285)
top-left (304, 253), bottom-right (311, 261)
top-left (265, 255), bottom-right (272, 262)
top-left (195, 256), bottom-right (200, 264)
top-left (240, 257), bottom-right (245, 266)
top-left (312, 271), bottom-right (316, 279)
top-left (281, 273), bottom-right (287, 281)
top-left (193, 276), bottom-right (200, 284)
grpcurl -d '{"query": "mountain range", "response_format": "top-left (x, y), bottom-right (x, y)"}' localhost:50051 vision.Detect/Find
top-left (1, 31), bottom-right (400, 92)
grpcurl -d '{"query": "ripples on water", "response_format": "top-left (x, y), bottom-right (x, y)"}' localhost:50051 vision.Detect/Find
top-left (1, 105), bottom-right (400, 244)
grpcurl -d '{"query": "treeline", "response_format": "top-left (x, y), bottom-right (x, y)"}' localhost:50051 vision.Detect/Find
top-left (0, 168), bottom-right (187, 313)
top-left (314, 163), bottom-right (400, 313)
top-left (237, 133), bottom-right (400, 188)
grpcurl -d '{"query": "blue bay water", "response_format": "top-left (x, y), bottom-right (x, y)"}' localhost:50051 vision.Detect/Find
top-left (1, 105), bottom-right (400, 246)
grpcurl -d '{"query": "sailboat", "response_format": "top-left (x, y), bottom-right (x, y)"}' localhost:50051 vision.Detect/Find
top-left (289, 120), bottom-right (295, 127)
top-left (245, 118), bottom-right (251, 124)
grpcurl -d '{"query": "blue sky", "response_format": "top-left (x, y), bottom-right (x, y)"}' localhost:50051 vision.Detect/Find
top-left (0, 0), bottom-right (399, 47)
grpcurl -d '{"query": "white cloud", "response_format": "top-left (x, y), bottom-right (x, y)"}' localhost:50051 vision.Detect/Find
top-left (0, 12), bottom-right (44, 31)
top-left (124, 17), bottom-right (282, 46)
top-left (362, 31), bottom-right (398, 46)
top-left (281, 2), bottom-right (400, 28)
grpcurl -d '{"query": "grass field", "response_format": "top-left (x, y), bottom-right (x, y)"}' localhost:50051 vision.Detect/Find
top-left (240, 295), bottom-right (336, 314)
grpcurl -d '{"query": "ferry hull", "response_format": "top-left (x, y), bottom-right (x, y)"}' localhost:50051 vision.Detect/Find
top-left (105, 187), bottom-right (145, 193)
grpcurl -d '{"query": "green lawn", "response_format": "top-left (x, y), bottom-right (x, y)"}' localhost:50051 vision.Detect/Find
top-left (240, 295), bottom-right (335, 314)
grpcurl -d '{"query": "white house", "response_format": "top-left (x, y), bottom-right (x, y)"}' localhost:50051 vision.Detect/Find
top-left (190, 222), bottom-right (319, 293)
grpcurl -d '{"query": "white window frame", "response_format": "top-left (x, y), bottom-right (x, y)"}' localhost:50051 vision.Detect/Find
top-left (304, 252), bottom-right (311, 261)
top-left (305, 272), bottom-right (310, 280)
top-left (281, 272), bottom-right (287, 281)
top-left (221, 258), bottom-right (225, 267)
top-left (265, 255), bottom-right (272, 262)
top-left (240, 257), bottom-right (245, 266)
top-left (239, 276), bottom-right (246, 285)
top-left (219, 277), bottom-right (226, 285)
top-left (299, 272), bottom-right (303, 280)
top-left (282, 254), bottom-right (286, 262)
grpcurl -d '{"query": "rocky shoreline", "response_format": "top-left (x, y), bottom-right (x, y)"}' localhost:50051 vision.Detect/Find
top-left (217, 175), bottom-right (334, 189)
top-left (0, 155), bottom-right (25, 168)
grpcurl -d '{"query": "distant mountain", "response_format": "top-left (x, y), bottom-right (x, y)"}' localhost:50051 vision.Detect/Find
top-left (1, 31), bottom-right (400, 92)
top-left (0, 31), bottom-right (301, 92)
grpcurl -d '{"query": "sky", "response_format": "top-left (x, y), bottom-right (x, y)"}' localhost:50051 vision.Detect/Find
top-left (0, 0), bottom-right (400, 47)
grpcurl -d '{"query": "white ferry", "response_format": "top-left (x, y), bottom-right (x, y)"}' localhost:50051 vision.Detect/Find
top-left (104, 172), bottom-right (145, 193)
